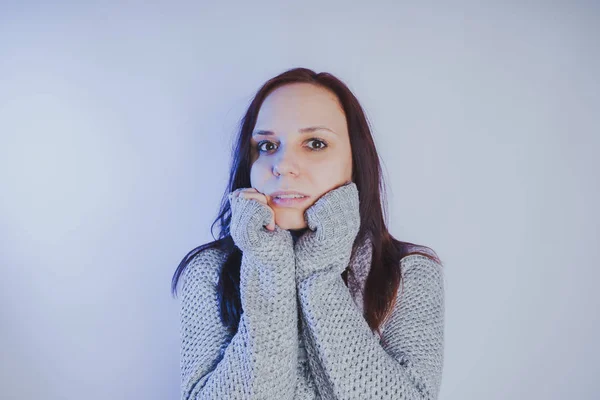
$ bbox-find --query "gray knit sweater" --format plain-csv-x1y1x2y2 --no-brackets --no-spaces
179,182,445,399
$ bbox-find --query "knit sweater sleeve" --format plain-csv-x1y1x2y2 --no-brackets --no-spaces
296,254,445,400
179,244,299,400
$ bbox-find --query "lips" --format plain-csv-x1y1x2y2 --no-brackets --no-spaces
268,190,311,207
269,190,309,199
271,194,311,207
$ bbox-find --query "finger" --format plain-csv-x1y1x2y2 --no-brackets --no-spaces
240,190,271,206
264,195,276,231
239,191,268,205
233,187,257,194
230,188,245,198
238,192,276,230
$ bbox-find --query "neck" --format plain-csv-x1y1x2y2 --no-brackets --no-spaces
289,227,309,242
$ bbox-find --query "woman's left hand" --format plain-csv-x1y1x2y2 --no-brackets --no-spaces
294,181,361,283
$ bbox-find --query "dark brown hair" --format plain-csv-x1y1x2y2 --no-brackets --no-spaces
171,67,442,339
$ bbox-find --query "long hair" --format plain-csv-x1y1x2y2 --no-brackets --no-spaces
171,67,442,339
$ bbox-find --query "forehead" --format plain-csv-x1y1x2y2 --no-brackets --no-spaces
255,83,347,134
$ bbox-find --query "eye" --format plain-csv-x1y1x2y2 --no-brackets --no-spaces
257,140,277,153
256,138,328,154
306,138,328,151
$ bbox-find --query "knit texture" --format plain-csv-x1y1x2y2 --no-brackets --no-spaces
179,182,445,399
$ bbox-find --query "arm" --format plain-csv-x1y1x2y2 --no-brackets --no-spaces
180,195,298,400
295,182,445,399
297,254,445,400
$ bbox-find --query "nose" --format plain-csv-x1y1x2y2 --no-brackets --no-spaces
272,144,299,176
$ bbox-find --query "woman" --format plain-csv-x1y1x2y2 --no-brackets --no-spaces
172,67,445,400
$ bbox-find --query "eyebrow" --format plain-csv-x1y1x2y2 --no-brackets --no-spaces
252,126,337,136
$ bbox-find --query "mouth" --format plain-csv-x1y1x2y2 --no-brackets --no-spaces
270,193,311,207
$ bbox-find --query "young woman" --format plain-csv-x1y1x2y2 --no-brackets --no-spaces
172,67,445,400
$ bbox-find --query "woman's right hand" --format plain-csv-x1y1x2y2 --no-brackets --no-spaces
227,187,292,254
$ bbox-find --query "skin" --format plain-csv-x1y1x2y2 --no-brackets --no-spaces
236,82,353,231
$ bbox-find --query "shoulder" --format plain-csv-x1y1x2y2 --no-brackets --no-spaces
400,253,441,270
181,246,229,294
399,254,445,290
378,253,445,340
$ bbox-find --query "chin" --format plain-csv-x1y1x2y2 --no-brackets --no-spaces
277,222,308,230
275,218,308,231
273,209,307,230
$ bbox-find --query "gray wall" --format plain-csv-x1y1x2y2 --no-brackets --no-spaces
1,1,598,399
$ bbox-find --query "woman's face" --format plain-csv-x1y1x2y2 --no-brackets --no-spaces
250,82,353,230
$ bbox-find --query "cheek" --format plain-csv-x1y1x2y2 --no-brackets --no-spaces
250,158,269,187
308,157,348,181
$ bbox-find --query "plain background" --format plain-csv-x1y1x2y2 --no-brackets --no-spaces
1,1,598,399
